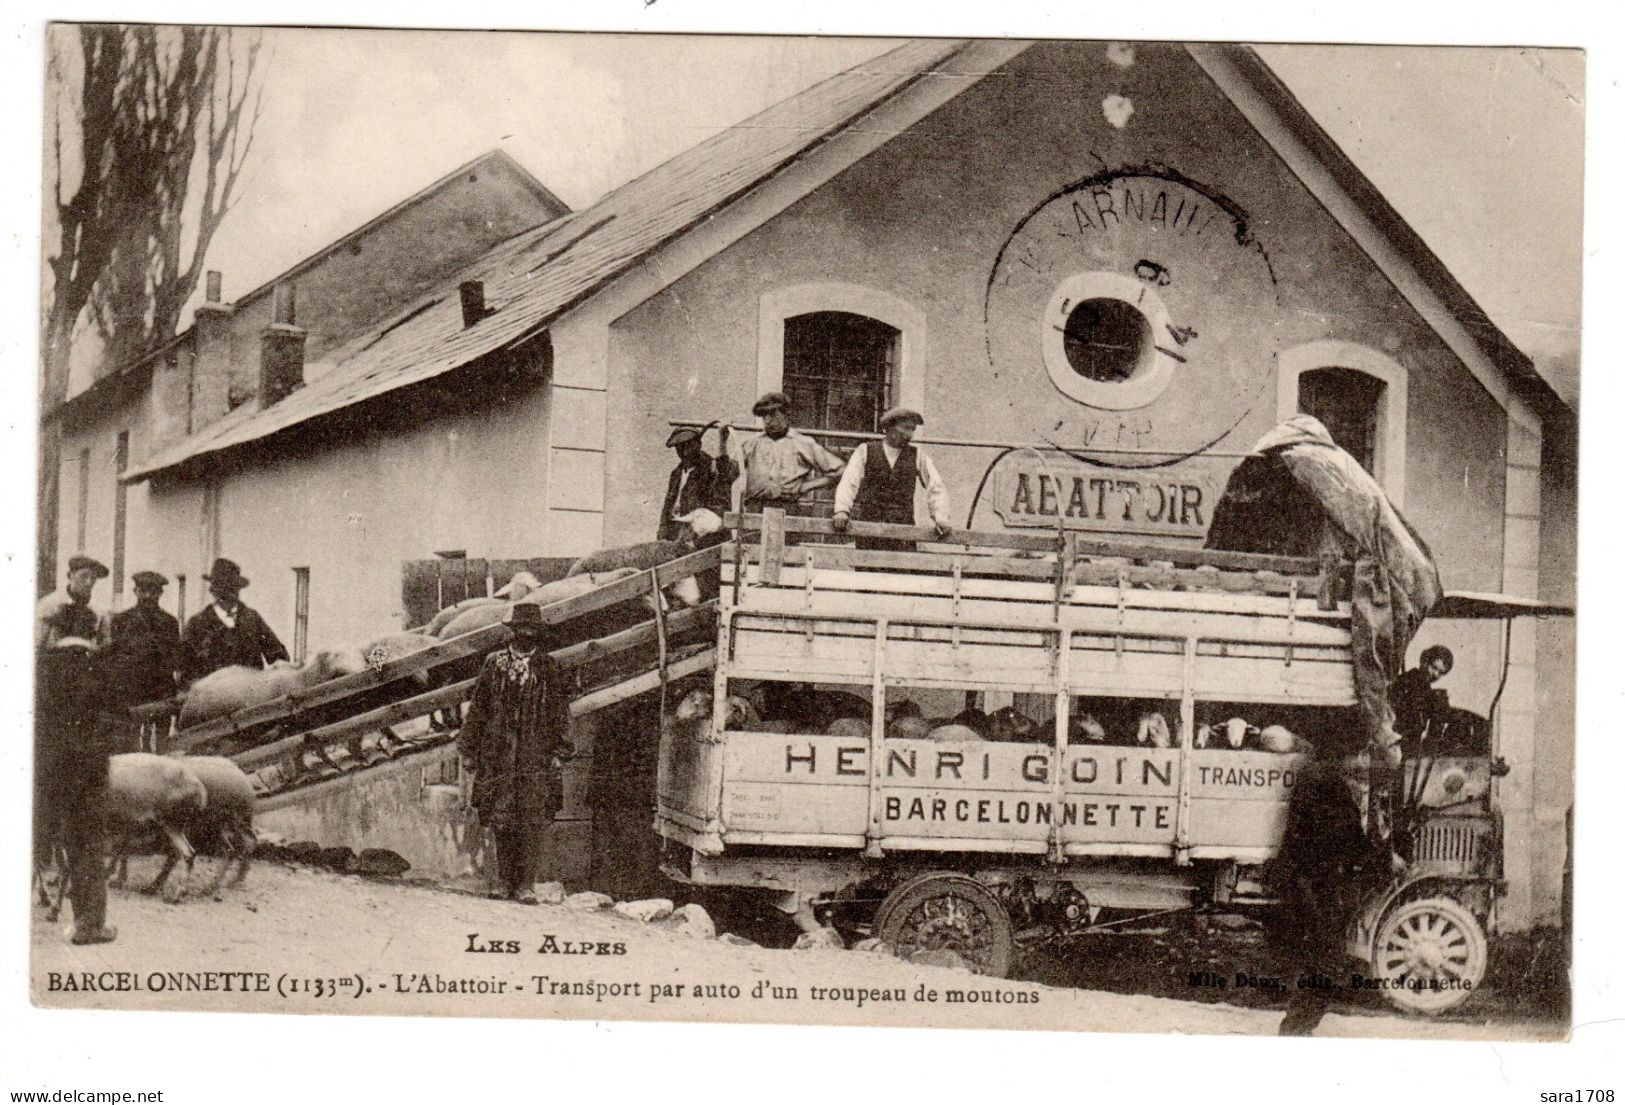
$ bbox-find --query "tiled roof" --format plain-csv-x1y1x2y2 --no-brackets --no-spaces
126,38,970,480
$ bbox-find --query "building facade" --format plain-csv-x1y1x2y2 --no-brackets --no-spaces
55,41,1576,929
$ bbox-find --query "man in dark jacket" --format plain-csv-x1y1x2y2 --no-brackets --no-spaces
110,571,181,708
658,423,734,540
181,558,289,684
458,603,573,904
1389,645,1453,757
35,630,119,944
1272,734,1398,1036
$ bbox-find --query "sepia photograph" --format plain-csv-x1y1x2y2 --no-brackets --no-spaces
7,4,1609,1096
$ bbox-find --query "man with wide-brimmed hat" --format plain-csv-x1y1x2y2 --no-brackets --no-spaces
735,391,846,515
108,570,182,712
658,422,735,541
35,554,111,651
832,407,953,551
457,602,573,904
180,558,289,684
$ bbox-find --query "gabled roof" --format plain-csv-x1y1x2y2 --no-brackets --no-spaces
1196,46,1569,424
125,38,969,481
51,149,568,427
126,38,1567,482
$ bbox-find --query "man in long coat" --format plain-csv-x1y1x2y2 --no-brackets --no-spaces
458,603,573,903
181,558,289,684
109,571,181,708
35,627,119,944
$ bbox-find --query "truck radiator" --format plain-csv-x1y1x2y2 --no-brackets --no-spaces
1413,817,1491,869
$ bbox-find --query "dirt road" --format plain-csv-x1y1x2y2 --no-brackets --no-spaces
30,859,1561,1040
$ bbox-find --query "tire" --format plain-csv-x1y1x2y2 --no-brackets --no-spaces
1369,895,1488,1015
873,872,1014,978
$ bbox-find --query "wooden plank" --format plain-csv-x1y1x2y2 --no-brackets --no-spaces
570,650,716,716
735,588,1353,648
232,678,476,768
173,545,727,744
726,512,1328,575
731,558,1350,621
760,507,785,586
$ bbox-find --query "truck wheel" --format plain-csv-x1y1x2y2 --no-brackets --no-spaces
1370,895,1487,1015
873,873,1014,978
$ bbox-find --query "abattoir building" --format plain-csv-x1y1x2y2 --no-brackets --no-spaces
46,40,1575,930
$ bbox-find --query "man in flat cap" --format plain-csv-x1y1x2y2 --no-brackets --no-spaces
109,571,182,711
35,554,111,651
458,603,573,904
735,391,847,516
832,407,953,551
181,558,289,685
658,422,735,541
34,556,119,944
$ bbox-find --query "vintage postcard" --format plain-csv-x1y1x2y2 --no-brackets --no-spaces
26,24,1582,1052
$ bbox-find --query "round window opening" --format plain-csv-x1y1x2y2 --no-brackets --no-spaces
1062,297,1152,383
1039,272,1174,410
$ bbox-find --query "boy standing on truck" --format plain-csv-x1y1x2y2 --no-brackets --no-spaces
458,604,573,904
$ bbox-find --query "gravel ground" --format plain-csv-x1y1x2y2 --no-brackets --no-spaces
30,858,1563,1040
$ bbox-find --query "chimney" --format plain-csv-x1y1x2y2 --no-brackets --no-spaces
188,270,236,432
260,283,307,408
459,280,490,328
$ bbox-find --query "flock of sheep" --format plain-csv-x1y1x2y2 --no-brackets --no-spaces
673,683,1309,753
38,752,257,918
40,510,729,916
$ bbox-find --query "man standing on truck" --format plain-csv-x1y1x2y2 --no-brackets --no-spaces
658,423,735,540
458,603,573,904
735,391,847,515
831,407,952,550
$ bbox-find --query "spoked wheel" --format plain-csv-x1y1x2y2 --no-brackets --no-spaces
873,873,1014,978
1370,896,1487,1014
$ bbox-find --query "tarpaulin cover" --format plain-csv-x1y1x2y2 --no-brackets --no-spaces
1207,415,1443,756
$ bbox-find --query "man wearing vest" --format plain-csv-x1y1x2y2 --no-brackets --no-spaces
831,407,952,551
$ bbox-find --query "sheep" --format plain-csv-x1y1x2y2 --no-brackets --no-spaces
105,753,209,903
759,685,872,732
671,687,763,732
925,724,985,742
173,756,258,898
177,649,369,728
422,572,543,636
358,631,440,669
1223,717,1257,750
1136,712,1174,749
565,509,723,608
434,569,643,640
1258,724,1308,754
824,717,871,736
987,707,1037,743
1072,714,1107,743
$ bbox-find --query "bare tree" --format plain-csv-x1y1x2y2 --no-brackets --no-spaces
39,24,264,592
86,28,264,370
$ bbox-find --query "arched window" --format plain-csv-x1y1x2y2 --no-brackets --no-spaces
757,282,926,428
782,311,899,432
1278,340,1408,507
1297,367,1384,474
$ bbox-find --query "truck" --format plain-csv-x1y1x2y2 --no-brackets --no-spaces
657,510,1552,1015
